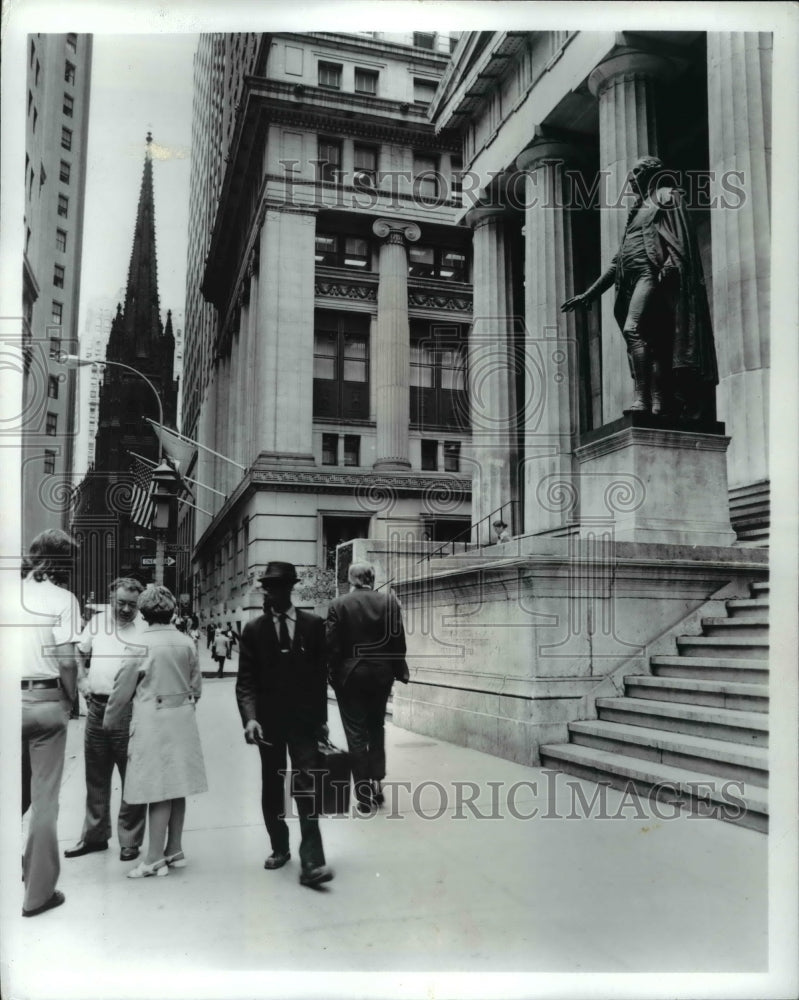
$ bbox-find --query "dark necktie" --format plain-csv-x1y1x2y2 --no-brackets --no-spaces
277,613,291,653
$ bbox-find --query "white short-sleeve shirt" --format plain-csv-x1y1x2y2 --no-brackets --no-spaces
77,611,148,695
20,575,82,679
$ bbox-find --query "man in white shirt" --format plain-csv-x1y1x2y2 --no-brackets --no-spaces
64,577,147,862
21,529,81,917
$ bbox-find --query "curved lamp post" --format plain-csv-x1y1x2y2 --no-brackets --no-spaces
59,354,164,458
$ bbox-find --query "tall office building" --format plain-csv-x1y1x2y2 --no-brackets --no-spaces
73,295,117,478
182,32,469,627
21,32,92,542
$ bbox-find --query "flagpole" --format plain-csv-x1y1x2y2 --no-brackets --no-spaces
129,450,226,498
146,419,246,471
178,496,214,518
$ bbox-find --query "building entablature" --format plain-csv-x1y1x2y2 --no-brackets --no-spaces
276,31,455,70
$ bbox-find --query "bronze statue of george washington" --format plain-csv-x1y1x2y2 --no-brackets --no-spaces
562,155,718,421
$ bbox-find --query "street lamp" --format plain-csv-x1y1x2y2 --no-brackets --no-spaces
150,460,181,585
59,354,164,458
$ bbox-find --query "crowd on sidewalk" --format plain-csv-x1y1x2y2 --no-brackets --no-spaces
20,527,408,916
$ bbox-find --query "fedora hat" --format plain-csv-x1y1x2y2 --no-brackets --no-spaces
258,561,299,586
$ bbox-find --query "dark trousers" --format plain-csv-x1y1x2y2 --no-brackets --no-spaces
336,665,393,802
80,699,146,849
258,737,325,871
22,689,69,911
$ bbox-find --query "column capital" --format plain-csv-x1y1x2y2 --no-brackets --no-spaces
464,204,513,231
588,50,675,98
516,138,581,174
372,218,421,245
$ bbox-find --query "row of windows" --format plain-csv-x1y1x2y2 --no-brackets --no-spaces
316,60,437,105
320,432,460,471
314,233,468,281
316,139,462,200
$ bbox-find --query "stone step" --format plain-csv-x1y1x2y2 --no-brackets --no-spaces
750,580,770,596
699,616,769,638
538,742,767,832
624,674,768,713
595,696,768,747
568,719,769,787
650,655,768,684
676,635,769,659
726,597,769,618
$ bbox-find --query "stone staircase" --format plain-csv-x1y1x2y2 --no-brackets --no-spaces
540,580,769,832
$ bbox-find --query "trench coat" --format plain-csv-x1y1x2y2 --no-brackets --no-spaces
104,623,207,804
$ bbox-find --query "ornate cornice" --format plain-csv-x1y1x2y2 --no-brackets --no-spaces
315,278,377,302
408,289,472,312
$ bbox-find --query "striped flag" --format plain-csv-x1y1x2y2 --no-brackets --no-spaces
129,458,155,528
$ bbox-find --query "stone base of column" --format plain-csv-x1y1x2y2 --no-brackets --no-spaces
574,415,736,547
373,457,412,471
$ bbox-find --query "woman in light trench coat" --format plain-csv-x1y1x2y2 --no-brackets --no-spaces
104,584,207,878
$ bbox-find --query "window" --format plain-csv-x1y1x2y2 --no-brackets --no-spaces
318,61,342,89
421,439,438,471
63,93,74,116
443,440,461,472
343,435,360,467
317,138,341,184
353,143,378,186
66,33,77,53
25,227,32,253
49,336,61,358
315,233,370,269
44,450,56,474
59,160,71,183
451,158,463,203
313,311,370,420
408,245,468,281
449,33,460,54
53,264,65,288
58,194,69,217
61,126,72,151
46,412,58,436
322,433,338,465
30,39,35,67
28,90,33,115
56,228,67,251
64,60,76,84
39,164,46,188
413,32,436,49
48,375,60,399
35,60,40,85
51,302,63,325
413,78,438,105
410,322,468,429
32,108,38,133
354,68,378,95
413,154,439,199
28,167,35,199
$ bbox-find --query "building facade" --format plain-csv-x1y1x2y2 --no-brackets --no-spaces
21,31,92,542
184,32,473,626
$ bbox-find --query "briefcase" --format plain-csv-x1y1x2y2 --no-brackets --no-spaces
313,737,352,815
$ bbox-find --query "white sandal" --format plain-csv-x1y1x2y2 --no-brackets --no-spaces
127,858,168,879
165,851,186,868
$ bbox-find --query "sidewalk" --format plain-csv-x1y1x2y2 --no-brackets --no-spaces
7,667,767,996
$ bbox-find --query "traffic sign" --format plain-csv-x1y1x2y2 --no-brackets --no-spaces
140,556,176,567
166,544,190,553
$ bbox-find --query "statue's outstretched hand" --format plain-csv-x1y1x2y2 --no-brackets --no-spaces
561,293,589,313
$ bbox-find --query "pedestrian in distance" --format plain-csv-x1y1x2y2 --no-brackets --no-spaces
235,561,333,888
103,585,207,879
206,622,215,649
326,562,409,814
224,621,238,659
20,529,81,917
212,627,231,677
65,577,148,863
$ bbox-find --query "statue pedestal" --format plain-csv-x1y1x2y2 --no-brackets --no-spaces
574,414,736,547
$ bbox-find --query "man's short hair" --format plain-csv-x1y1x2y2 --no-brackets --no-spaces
348,562,375,588
108,577,144,596
22,528,78,584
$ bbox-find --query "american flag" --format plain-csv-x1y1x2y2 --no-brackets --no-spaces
129,458,155,528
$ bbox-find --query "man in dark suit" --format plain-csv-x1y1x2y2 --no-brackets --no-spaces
235,561,333,888
326,562,409,813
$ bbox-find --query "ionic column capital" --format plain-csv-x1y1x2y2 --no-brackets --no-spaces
588,51,675,98
372,218,421,246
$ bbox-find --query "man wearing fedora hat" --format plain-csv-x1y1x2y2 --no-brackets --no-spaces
235,561,333,888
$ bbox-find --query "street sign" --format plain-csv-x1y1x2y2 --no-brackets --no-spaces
166,544,190,553
141,556,176,567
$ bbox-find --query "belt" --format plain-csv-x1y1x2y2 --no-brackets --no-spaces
21,677,61,690
89,693,110,703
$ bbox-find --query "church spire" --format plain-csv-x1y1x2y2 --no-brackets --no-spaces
123,132,162,358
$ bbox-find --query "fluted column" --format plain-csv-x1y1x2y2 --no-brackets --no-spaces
707,32,771,489
465,205,519,537
516,139,580,534
588,51,674,422
244,252,259,466
371,218,420,470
